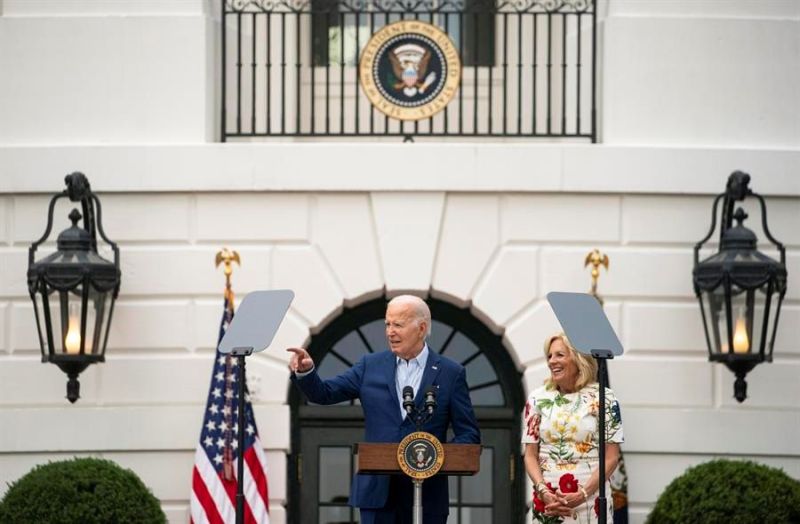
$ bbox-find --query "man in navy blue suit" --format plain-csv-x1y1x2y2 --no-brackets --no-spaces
287,295,480,524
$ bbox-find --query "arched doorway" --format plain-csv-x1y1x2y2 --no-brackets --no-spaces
288,296,526,523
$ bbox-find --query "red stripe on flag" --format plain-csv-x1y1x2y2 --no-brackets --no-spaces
242,474,259,524
220,474,238,509
220,471,259,524
245,447,269,510
192,466,225,524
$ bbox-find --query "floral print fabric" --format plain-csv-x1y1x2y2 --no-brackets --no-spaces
523,383,624,523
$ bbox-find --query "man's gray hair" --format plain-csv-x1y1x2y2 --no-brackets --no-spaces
388,295,432,338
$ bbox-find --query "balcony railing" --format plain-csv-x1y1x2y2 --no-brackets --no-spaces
221,0,596,140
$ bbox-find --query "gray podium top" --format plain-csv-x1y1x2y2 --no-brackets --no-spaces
219,290,295,356
546,292,623,358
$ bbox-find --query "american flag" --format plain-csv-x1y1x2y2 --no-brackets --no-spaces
190,296,270,524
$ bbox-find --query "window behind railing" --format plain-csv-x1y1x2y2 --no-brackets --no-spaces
221,0,596,140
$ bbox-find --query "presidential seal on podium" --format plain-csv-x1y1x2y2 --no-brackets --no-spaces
359,20,461,121
397,431,445,480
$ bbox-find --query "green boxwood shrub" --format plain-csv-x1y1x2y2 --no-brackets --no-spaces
0,457,166,524
646,459,800,524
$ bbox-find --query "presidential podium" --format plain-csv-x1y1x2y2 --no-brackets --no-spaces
353,399,481,523
354,442,482,476
355,441,481,522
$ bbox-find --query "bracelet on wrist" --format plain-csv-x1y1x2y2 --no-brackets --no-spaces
534,482,548,495
579,487,589,501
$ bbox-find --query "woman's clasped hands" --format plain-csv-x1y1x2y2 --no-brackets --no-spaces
543,487,584,518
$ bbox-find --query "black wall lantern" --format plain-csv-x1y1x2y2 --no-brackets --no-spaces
27,173,121,403
693,171,787,402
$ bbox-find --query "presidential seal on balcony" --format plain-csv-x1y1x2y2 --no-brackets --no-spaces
360,20,461,121
397,431,445,480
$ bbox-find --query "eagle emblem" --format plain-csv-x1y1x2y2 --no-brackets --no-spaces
388,43,437,97
359,20,461,121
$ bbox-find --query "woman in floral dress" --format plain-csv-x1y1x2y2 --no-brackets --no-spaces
523,333,624,523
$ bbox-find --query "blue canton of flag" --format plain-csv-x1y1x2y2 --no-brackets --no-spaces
190,297,270,524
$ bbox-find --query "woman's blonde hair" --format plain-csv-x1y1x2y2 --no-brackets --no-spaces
543,332,598,391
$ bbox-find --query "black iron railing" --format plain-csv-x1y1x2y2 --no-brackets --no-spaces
222,0,596,140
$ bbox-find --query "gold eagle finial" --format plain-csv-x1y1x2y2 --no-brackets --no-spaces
215,248,240,304
584,249,609,304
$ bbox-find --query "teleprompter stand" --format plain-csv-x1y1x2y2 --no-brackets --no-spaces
218,290,294,524
547,292,624,524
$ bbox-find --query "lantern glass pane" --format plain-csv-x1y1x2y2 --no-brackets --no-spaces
728,289,754,354
757,285,781,357
32,290,50,353
81,288,97,355
46,287,97,355
74,285,105,356
44,289,69,354
701,288,726,354
88,287,112,356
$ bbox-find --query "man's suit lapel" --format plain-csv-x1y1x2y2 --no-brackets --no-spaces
382,351,402,423
416,350,443,405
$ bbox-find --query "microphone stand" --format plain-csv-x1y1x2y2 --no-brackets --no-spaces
403,386,437,430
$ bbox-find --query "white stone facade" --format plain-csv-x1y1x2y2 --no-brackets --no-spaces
1,1,799,523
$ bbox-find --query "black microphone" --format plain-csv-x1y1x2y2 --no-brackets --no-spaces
402,386,415,415
424,386,436,415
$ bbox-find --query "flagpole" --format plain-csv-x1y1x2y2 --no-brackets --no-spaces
215,248,247,524
585,249,608,523
585,249,628,524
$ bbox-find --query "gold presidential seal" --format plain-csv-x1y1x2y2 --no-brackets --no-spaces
359,20,461,121
397,431,445,480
